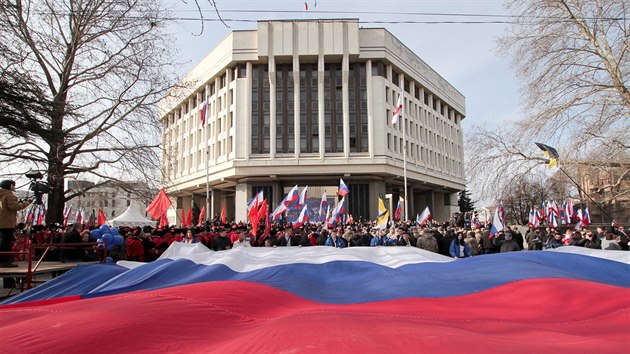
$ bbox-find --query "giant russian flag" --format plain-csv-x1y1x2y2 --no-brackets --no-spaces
1,246,629,353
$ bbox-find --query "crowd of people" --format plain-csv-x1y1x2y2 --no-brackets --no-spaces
1,179,629,267
3,216,626,266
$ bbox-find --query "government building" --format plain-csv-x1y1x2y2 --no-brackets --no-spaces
159,19,466,224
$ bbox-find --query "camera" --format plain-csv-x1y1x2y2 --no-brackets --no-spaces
25,170,51,205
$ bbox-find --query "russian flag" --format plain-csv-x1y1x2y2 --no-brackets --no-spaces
583,207,591,226
75,208,83,225
394,198,402,221
284,185,299,207
332,197,345,223
294,205,308,228
338,178,349,197
1,246,628,353
527,209,535,227
489,204,504,237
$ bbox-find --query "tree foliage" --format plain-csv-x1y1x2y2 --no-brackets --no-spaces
0,0,179,223
467,0,629,203
457,189,475,213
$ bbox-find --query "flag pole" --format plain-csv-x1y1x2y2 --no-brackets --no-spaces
401,90,408,222
204,86,211,225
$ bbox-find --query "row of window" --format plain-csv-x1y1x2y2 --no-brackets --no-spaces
386,133,463,176
251,63,368,154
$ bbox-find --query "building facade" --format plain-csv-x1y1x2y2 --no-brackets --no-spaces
66,180,154,221
159,19,466,223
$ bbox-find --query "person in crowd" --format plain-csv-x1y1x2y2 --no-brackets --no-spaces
276,225,297,247
370,228,387,247
232,229,251,248
601,231,621,250
60,222,83,262
611,222,629,250
325,229,346,248
316,229,328,245
342,227,355,247
509,226,525,250
212,228,232,251
181,228,199,244
0,180,31,267
396,231,415,247
416,229,439,253
568,230,584,246
437,227,454,257
474,230,485,254
546,232,565,249
578,231,601,249
464,231,479,256
126,229,146,261
525,228,544,251
493,231,521,253
449,232,472,258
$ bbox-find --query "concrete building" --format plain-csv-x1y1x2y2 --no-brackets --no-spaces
66,180,154,221
159,19,466,223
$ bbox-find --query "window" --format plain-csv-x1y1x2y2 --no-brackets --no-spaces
251,64,270,154
349,63,368,152
299,63,319,153
276,64,294,154
324,63,343,153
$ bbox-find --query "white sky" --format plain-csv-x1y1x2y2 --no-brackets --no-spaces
164,0,523,133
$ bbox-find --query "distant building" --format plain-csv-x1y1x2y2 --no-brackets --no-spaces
66,180,155,221
579,166,630,225
159,19,466,223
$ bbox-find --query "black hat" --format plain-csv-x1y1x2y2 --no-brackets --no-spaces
0,180,15,190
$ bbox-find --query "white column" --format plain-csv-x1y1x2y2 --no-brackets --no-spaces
293,53,301,158
342,22,350,158
269,56,276,159
366,60,374,158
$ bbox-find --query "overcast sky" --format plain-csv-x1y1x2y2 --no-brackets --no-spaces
165,0,522,134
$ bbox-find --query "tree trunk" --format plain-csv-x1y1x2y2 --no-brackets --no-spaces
45,97,66,225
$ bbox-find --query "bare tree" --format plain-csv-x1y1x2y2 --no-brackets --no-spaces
467,0,629,206
0,0,180,223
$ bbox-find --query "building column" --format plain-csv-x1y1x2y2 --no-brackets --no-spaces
235,182,249,223
368,180,386,221
366,60,374,158
342,22,350,158
269,55,277,159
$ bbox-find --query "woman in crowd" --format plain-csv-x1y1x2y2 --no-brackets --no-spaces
449,231,472,258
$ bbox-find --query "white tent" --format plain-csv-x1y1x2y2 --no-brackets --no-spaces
108,202,155,228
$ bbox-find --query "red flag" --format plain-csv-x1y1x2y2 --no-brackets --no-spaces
186,209,193,227
257,199,268,221
181,208,187,227
221,208,227,224
159,213,168,228
258,207,271,246
146,189,172,220
198,206,206,226
97,208,107,226
249,207,259,236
